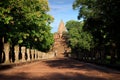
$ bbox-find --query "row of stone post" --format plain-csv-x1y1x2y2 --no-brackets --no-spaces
2,43,53,64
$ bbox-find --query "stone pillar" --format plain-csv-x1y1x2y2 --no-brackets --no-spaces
27,49,30,61
31,49,34,60
37,51,40,60
38,51,40,59
42,52,46,59
40,52,43,59
39,51,42,59
4,43,10,63
35,50,38,60
14,45,19,63
21,46,26,62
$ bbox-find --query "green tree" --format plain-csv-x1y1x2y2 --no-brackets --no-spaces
73,0,120,63
0,0,54,63
0,0,14,63
65,20,93,59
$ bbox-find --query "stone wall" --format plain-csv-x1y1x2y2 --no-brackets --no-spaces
0,43,55,64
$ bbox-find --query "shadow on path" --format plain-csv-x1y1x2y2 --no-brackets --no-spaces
0,58,120,80
0,72,107,80
0,64,13,71
43,58,120,74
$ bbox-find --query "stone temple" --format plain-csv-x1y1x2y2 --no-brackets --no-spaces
58,20,66,38
54,20,66,39
53,20,70,57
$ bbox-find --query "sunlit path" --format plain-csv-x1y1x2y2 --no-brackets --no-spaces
0,58,120,80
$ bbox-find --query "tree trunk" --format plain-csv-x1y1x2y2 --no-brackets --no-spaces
117,49,120,60
19,45,22,60
10,44,15,63
0,37,3,63
25,48,28,60
110,43,116,64
110,49,116,64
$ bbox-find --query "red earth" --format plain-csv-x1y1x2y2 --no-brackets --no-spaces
0,57,120,80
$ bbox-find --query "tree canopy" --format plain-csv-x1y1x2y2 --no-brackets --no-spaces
65,20,93,52
72,0,120,63
73,0,120,47
0,0,54,51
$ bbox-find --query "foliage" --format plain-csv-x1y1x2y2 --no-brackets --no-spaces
73,0,120,47
65,20,93,52
0,0,54,51
73,0,120,63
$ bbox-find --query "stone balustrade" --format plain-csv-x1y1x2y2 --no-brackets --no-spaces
14,45,19,62
4,43,10,63
0,43,55,64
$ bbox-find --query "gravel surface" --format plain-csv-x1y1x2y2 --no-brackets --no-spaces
0,57,120,80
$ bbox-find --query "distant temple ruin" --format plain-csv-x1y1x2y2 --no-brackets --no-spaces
54,20,66,39
58,20,66,38
53,20,70,57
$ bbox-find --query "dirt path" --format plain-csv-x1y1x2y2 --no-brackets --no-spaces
0,57,120,80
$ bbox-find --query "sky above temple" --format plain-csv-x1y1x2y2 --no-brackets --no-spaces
48,0,79,33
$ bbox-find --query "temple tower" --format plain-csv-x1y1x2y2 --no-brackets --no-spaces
53,20,70,57
57,20,66,38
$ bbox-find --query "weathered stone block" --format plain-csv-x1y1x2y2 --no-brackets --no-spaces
21,46,26,62
4,43,10,63
14,45,19,62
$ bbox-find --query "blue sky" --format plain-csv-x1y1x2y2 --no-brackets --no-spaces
48,0,79,33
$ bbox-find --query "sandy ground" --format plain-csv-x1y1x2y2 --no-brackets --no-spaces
0,57,120,80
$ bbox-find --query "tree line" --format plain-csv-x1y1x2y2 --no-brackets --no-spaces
64,0,120,64
0,0,54,63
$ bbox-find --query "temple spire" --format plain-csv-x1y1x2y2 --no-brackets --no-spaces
58,20,66,34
